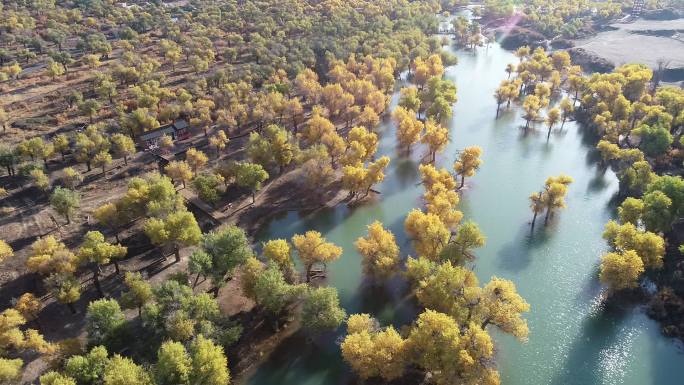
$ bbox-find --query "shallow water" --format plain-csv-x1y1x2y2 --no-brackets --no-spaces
247,40,684,385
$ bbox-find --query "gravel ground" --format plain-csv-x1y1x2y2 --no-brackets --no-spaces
574,18,684,69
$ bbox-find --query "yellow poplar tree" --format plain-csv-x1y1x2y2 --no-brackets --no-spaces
185,148,208,173
0,240,13,263
341,314,406,381
25,236,77,276
404,209,450,260
421,120,449,162
454,146,483,189
354,221,400,279
165,160,194,188
419,164,457,191
396,115,423,153
600,250,644,292
291,231,342,282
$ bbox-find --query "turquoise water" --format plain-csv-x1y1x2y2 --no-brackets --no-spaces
247,41,684,385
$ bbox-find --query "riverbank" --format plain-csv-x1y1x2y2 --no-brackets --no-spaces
571,18,684,81
479,8,684,83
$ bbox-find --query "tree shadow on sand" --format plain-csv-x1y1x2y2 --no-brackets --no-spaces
244,328,352,385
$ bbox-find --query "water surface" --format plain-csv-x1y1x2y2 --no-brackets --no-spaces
248,40,684,385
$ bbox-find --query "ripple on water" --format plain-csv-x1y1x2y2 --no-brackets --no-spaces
599,323,639,385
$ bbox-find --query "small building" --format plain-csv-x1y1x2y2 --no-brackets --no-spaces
138,119,191,149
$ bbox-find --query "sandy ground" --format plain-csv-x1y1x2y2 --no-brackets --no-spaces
574,18,684,69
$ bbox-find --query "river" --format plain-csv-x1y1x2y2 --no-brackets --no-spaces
247,36,684,385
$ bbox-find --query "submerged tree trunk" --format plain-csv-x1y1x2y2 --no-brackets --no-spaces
544,208,552,225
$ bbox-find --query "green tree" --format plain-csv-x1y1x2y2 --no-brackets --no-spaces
103,355,151,385
234,162,269,203
111,134,135,165
189,335,230,385
155,341,191,385
120,272,153,316
74,125,110,172
50,187,80,224
39,371,76,385
633,123,672,157
192,173,224,206
64,345,109,385
144,211,202,262
93,151,113,175
45,273,81,314
0,358,23,384
186,249,211,288
441,221,486,264
85,299,126,347
251,264,305,329
301,287,346,334
79,100,101,124
122,108,160,139
201,226,253,295
77,231,127,296
646,176,684,225
95,76,118,103
642,191,672,233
